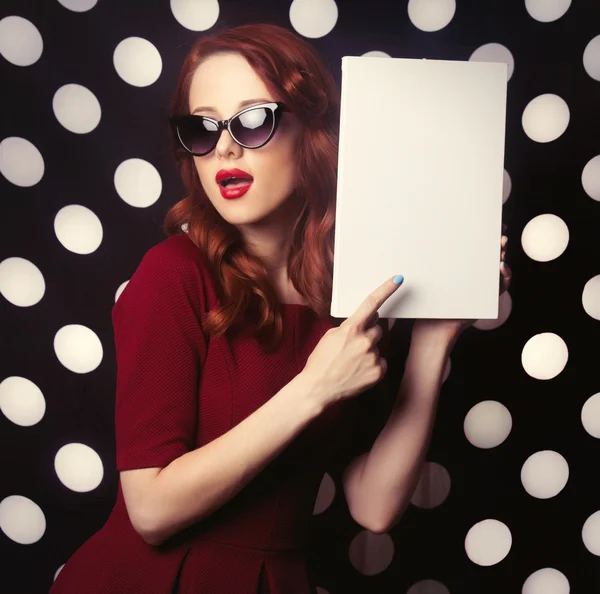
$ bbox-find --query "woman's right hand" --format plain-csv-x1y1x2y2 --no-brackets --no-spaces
302,274,404,409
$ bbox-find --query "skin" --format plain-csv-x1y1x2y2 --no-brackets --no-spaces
338,233,511,533
119,54,513,545
187,50,513,323
180,50,514,535
188,51,305,301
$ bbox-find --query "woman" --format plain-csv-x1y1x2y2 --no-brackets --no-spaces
50,23,511,594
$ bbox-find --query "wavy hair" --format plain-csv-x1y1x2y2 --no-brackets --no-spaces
163,23,340,352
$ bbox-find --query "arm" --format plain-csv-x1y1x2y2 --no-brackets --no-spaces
343,229,513,532
123,371,323,546
113,245,324,546
341,329,454,534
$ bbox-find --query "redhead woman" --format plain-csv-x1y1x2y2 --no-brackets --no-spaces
50,23,511,594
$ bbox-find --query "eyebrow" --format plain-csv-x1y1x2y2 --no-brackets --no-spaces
192,98,272,115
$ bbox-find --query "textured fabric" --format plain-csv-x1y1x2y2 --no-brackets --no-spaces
50,233,393,594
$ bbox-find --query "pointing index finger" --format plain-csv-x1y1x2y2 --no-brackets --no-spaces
346,275,404,329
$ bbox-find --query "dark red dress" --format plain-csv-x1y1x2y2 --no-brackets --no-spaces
50,233,393,593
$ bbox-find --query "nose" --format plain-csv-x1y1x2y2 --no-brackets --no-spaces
215,126,241,158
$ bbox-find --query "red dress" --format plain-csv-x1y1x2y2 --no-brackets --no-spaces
50,233,393,594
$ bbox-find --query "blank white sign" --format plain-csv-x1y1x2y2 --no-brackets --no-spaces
331,56,508,320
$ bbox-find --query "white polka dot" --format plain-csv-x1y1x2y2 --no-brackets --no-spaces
582,154,600,201
464,401,512,449
583,510,600,555
54,324,103,374
411,462,451,509
54,564,65,581
114,158,162,207
469,43,514,82
465,519,511,566
289,0,338,39
57,0,98,11
521,332,568,380
582,275,600,321
408,0,456,32
362,50,391,58
521,450,569,499
0,495,46,544
583,35,600,82
0,16,43,66
0,377,45,427
474,291,512,331
113,37,162,87
525,0,571,22
0,257,45,307
115,280,129,303
521,214,569,262
522,94,569,143
502,169,512,204
52,84,101,134
407,580,450,594
171,0,219,31
313,473,336,515
349,531,394,575
522,567,570,594
54,205,103,254
55,443,104,492
582,392,600,439
0,137,45,187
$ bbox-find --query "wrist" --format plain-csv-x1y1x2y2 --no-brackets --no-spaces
294,371,329,418
402,330,453,398
408,327,455,361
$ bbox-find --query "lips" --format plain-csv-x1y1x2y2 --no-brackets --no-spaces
216,168,253,200
216,168,254,187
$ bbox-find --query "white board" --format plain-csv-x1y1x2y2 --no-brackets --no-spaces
331,56,508,320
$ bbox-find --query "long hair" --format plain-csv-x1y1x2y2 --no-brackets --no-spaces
163,23,340,352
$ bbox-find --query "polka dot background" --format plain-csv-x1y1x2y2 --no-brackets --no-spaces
1,1,600,592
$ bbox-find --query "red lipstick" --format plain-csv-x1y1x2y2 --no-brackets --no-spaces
216,168,254,200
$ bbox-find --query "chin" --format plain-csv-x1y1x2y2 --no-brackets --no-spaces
223,213,267,226
211,202,270,226
214,196,294,227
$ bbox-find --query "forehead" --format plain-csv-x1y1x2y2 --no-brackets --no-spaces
188,52,273,117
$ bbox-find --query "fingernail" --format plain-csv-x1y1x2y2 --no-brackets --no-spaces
393,275,404,285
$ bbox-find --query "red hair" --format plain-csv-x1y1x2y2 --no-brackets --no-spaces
163,23,340,352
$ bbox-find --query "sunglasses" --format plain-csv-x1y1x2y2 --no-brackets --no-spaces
170,101,286,157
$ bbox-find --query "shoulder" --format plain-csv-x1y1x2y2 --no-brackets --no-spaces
114,233,218,316
142,233,209,276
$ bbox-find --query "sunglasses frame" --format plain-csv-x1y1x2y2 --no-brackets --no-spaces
170,101,286,157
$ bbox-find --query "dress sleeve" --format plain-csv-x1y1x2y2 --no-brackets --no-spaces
112,244,208,472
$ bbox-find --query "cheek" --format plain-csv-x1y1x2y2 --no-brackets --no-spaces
192,157,204,177
277,119,302,154
193,159,213,192
268,132,301,185
262,154,297,194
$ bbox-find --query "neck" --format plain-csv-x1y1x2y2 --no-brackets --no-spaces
241,227,291,273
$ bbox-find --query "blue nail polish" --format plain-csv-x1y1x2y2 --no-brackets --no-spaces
393,275,404,285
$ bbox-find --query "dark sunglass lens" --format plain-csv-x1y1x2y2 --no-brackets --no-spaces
178,117,219,155
231,107,275,147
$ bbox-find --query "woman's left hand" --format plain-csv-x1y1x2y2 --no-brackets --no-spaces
412,224,513,344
